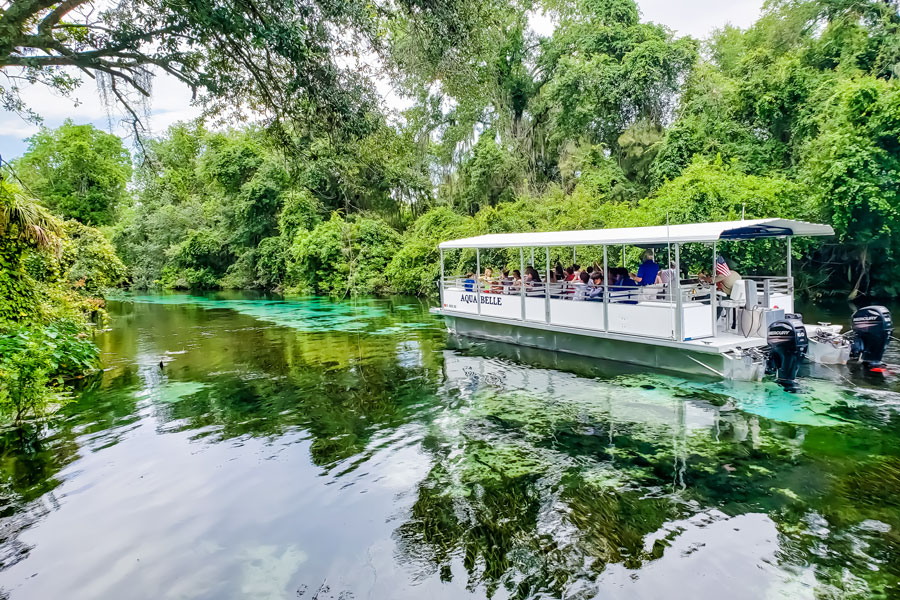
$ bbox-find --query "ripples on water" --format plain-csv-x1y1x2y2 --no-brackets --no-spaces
0,293,899,600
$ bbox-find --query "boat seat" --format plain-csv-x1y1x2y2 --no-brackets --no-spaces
718,278,746,308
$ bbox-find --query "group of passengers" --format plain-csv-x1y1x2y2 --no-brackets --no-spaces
462,250,679,302
461,250,741,304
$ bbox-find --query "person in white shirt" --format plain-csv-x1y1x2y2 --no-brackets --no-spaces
573,271,590,300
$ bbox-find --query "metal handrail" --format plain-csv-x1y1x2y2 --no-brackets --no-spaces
441,277,684,303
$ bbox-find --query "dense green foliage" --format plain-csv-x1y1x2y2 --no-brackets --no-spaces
3,0,900,325
0,178,122,424
15,120,132,226
0,319,99,423
109,121,426,291
91,0,898,299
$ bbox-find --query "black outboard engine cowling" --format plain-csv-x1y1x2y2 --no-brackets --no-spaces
767,314,808,391
850,305,893,369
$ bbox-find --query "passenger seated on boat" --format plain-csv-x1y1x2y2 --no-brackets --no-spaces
634,250,660,285
658,263,677,285
610,268,638,304
482,268,495,293
700,255,742,296
586,272,604,301
554,263,565,282
564,266,575,282
500,269,514,293
525,266,542,293
572,271,590,300
566,264,583,295
463,273,476,292
506,269,522,293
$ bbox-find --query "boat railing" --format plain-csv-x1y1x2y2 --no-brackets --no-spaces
439,275,697,340
441,277,683,302
754,276,792,294
749,276,793,312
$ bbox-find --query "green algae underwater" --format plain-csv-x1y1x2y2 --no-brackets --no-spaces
0,292,899,600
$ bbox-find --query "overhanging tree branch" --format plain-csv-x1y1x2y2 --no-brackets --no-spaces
37,0,90,35
0,0,436,137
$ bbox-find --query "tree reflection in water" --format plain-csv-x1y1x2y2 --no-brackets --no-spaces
0,296,898,599
394,340,900,598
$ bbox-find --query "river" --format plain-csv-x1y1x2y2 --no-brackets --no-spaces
0,293,899,599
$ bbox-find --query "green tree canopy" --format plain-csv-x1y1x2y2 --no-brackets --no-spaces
538,0,697,152
0,0,379,131
15,120,131,226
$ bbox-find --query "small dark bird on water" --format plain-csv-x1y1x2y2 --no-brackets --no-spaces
159,360,164,370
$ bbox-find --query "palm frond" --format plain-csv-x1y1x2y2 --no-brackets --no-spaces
0,182,63,252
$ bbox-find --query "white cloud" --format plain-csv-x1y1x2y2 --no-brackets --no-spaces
638,0,763,38
1,68,202,157
528,9,556,37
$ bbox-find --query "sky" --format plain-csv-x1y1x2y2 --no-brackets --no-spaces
0,0,764,160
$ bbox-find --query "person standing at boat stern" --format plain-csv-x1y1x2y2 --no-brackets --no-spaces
634,250,660,285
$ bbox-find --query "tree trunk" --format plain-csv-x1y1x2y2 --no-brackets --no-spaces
848,244,869,300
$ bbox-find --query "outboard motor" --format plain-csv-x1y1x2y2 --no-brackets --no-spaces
850,306,893,369
766,314,808,391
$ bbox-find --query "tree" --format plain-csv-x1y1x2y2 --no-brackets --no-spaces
0,0,382,131
287,213,401,296
537,0,697,152
0,0,510,137
397,0,699,206
803,77,900,297
443,133,524,215
15,120,131,225
60,219,127,293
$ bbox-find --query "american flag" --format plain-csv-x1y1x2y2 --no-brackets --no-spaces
716,255,730,277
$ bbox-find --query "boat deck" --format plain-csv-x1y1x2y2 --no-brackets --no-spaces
682,332,767,352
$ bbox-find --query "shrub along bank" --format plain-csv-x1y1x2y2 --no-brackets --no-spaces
0,180,125,425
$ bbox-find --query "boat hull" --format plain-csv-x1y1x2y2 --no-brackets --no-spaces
440,312,764,381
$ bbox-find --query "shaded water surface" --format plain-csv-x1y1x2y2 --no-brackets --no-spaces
1,293,900,599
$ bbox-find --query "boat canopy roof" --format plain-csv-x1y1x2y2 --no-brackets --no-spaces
438,218,834,249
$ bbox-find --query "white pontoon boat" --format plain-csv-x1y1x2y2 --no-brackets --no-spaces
431,219,835,381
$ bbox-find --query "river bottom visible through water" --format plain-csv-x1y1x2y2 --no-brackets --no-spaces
1,293,900,600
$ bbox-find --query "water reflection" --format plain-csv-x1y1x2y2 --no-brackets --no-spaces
394,338,900,598
0,295,897,599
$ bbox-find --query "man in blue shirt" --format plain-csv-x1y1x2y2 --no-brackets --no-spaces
635,250,660,286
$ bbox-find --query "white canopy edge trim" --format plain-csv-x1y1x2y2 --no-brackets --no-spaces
438,218,834,249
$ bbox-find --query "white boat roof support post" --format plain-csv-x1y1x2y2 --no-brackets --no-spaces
438,218,834,249
711,242,718,338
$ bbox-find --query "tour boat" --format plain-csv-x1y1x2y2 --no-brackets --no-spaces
431,219,893,386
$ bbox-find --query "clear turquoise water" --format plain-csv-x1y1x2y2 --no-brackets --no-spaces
1,292,899,599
